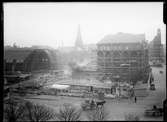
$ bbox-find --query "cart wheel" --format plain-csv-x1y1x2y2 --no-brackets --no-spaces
82,107,85,110
153,112,155,116
158,112,160,116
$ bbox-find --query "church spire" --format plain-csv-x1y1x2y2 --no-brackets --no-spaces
75,24,83,49
157,28,161,42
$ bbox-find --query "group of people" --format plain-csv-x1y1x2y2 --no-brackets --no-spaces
129,94,137,103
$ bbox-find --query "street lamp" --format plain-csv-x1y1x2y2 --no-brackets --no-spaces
119,63,132,99
120,63,131,85
113,75,120,97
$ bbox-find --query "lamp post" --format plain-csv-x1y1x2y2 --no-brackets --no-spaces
120,63,131,84
120,63,131,99
113,75,120,97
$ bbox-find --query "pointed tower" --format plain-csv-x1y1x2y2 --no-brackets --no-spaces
149,28,163,62
157,28,161,44
75,25,83,49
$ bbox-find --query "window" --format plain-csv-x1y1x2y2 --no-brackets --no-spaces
8,60,13,63
126,46,129,50
103,46,106,51
118,46,121,50
106,52,110,57
41,58,48,62
100,46,102,51
98,51,103,57
107,46,110,51
101,46,103,51
16,60,20,63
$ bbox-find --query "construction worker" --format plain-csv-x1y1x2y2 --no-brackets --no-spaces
135,96,137,103
90,99,95,109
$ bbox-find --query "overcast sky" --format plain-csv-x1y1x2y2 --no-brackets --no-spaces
4,2,165,48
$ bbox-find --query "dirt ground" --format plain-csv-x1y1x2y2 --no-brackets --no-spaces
24,65,166,121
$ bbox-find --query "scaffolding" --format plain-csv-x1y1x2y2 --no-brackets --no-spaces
96,42,150,83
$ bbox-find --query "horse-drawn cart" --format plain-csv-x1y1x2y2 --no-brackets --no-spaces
159,71,163,74
145,106,163,117
81,99,96,111
81,99,106,111
150,84,156,90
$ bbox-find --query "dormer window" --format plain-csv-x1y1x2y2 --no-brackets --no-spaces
42,58,48,62
7,59,12,63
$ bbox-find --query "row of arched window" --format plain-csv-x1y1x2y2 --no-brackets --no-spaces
5,59,24,63
97,51,143,57
41,58,48,62
98,45,142,51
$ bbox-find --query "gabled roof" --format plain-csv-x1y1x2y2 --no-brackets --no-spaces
98,32,145,44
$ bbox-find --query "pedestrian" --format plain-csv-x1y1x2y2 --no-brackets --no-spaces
134,96,137,103
90,99,95,109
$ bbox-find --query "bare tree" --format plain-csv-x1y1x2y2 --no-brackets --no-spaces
23,101,55,122
55,103,82,121
4,99,25,122
86,106,109,121
4,98,55,122
124,113,140,121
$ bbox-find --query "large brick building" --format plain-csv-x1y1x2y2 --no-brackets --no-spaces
97,32,150,84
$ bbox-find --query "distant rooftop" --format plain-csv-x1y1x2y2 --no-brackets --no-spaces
4,49,33,61
4,48,57,64
98,32,145,44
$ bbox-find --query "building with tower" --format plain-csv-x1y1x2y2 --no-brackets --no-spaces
149,29,164,63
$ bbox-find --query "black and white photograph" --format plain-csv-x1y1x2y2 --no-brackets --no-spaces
3,2,166,121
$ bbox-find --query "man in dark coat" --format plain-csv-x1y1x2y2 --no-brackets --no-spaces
135,96,137,103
